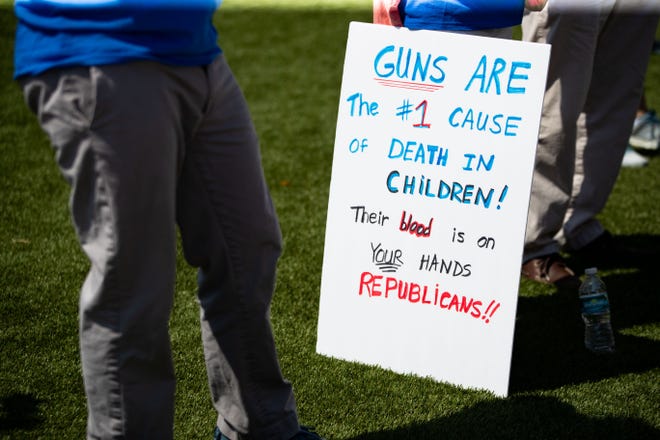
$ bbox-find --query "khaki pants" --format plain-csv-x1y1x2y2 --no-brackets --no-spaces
522,1,659,260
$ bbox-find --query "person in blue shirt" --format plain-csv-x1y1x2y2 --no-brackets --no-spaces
14,1,324,439
374,0,547,37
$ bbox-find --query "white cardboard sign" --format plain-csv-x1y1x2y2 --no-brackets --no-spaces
316,22,550,397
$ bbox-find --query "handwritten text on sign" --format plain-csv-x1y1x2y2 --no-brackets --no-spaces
317,22,550,397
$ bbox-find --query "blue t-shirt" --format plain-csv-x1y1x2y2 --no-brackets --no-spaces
14,0,223,78
400,0,524,31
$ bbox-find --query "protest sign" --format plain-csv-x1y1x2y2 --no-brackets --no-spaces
316,22,550,397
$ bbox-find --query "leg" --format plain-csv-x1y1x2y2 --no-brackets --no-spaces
562,8,659,250
176,55,299,440
521,7,601,261
22,62,196,439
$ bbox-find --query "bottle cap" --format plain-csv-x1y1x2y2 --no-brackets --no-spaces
585,267,598,275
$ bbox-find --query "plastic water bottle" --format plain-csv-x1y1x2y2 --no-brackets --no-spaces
579,267,615,354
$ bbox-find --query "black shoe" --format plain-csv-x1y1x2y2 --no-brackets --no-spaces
292,426,325,440
568,230,657,269
213,425,325,440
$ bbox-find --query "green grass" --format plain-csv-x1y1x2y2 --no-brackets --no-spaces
1,3,660,439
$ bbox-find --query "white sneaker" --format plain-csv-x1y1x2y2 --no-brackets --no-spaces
629,111,660,151
622,145,649,168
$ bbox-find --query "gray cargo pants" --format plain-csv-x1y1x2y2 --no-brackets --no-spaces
21,55,299,440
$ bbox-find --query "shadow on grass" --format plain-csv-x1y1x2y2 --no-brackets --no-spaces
510,233,660,393
346,395,660,440
0,392,44,433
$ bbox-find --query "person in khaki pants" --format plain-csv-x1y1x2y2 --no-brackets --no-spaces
521,0,660,289
13,1,325,439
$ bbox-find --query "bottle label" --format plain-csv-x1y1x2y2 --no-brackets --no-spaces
580,292,610,315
